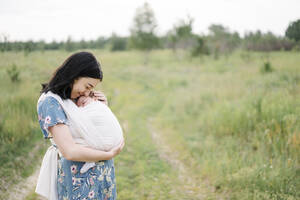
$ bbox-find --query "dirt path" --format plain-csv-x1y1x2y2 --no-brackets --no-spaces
9,118,224,200
7,166,46,200
147,117,226,200
7,143,47,200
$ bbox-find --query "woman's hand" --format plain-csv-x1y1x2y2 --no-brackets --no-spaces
108,138,125,158
91,90,108,106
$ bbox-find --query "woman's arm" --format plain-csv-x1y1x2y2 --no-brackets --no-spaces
49,123,124,162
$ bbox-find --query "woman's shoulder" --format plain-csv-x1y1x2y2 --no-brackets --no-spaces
37,95,67,118
38,95,62,110
37,95,70,139
38,95,58,105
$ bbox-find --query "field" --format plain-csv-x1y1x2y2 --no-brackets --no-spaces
0,49,299,200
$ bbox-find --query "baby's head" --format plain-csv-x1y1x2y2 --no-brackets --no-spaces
76,96,95,107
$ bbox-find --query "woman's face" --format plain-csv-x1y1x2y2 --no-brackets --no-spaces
70,77,100,100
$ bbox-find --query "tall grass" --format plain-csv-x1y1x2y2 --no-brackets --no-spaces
0,49,299,199
150,50,300,199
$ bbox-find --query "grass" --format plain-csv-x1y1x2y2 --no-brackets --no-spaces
0,49,299,199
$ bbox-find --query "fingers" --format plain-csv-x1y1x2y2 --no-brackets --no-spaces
116,139,125,154
93,91,104,97
81,98,94,106
93,91,106,98
82,98,89,106
93,91,107,101
89,91,94,97
108,132,125,158
119,139,125,150
96,95,106,100
120,141,125,151
92,96,98,101
117,139,124,148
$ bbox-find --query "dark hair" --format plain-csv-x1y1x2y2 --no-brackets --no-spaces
40,51,103,99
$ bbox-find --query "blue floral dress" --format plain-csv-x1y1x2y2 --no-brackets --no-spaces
37,96,117,200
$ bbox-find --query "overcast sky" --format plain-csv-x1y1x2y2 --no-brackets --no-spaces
0,0,299,42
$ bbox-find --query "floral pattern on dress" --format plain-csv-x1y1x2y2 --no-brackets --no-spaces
57,158,116,200
37,95,117,200
37,96,70,139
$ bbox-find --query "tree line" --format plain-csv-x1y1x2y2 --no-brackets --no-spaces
1,2,300,57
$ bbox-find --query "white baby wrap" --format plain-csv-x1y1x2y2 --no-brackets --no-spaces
35,91,124,200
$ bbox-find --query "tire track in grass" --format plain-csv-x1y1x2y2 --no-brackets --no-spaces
7,143,47,200
147,117,227,200
8,166,46,200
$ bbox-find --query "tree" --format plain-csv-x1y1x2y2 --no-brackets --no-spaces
36,40,46,52
244,30,294,51
23,40,35,56
64,36,75,52
129,2,159,64
285,19,300,42
78,38,88,49
191,36,210,57
94,36,108,49
110,33,127,51
168,16,194,52
207,24,241,59
0,34,9,52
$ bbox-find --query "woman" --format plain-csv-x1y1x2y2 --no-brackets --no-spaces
36,51,125,200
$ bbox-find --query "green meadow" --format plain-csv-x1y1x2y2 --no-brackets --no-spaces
0,50,299,200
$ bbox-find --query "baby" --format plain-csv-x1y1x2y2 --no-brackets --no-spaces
75,95,124,173
76,93,99,107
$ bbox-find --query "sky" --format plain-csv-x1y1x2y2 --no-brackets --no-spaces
0,0,299,42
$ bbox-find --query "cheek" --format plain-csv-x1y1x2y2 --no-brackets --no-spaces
74,85,83,92
72,87,78,94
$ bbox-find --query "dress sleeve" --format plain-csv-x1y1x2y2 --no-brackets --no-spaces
37,96,70,139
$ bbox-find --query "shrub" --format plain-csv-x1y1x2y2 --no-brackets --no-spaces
260,61,273,74
6,64,20,82
111,36,127,51
191,36,210,57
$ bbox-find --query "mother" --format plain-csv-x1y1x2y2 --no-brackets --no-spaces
36,51,125,200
